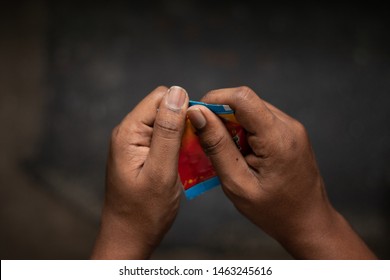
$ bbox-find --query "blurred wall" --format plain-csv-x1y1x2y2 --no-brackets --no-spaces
1,0,389,259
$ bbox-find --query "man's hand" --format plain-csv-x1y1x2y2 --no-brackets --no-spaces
91,86,188,259
187,86,376,259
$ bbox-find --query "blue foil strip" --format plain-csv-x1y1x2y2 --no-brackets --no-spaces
184,176,221,200
189,100,234,114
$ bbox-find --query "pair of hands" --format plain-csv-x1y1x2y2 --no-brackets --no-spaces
91,86,376,259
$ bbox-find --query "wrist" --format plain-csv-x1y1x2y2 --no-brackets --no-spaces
279,204,376,259
91,207,153,260
279,204,339,259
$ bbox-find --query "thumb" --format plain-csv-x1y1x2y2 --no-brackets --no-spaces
187,105,255,196
144,86,189,181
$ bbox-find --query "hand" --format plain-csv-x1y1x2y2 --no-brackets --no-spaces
91,86,189,259
187,86,376,259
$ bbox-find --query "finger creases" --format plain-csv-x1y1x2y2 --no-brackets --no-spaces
144,86,189,174
153,107,186,140
201,86,277,135
190,105,251,191
121,86,168,129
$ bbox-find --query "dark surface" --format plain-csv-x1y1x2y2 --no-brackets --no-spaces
1,1,389,259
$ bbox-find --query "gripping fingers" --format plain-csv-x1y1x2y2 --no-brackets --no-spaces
143,86,189,185
187,105,256,197
201,86,277,135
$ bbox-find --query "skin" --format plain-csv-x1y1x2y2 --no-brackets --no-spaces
91,86,189,259
187,86,376,259
91,85,376,260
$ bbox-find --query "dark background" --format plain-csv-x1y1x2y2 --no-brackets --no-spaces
1,0,389,259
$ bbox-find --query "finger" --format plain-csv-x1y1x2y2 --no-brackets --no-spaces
111,86,167,158
143,86,189,182
187,105,258,197
263,100,295,123
120,86,168,129
200,86,277,135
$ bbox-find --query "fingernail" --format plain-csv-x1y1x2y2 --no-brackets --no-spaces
188,108,206,129
167,86,187,111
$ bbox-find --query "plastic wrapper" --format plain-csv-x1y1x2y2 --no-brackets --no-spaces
179,101,250,199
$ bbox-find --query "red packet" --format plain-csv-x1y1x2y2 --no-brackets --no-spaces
179,101,250,199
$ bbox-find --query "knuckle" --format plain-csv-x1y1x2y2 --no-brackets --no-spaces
109,124,126,156
154,106,185,139
294,120,308,139
155,118,181,135
111,125,120,137
111,122,134,143
290,120,310,149
201,89,218,102
111,124,122,142
200,133,228,156
154,85,168,93
235,86,256,102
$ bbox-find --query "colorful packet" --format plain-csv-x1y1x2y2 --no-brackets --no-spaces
179,100,250,199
